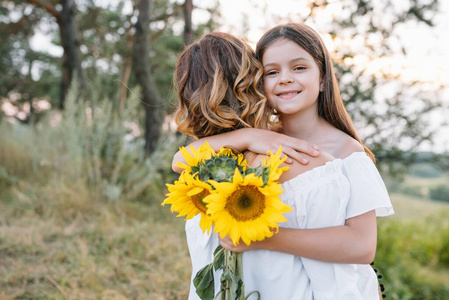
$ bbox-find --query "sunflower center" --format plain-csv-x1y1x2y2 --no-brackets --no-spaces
192,190,210,214
225,186,265,221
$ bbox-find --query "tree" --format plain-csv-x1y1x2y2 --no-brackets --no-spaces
183,0,193,45
1,0,218,155
133,0,165,156
27,0,84,109
0,1,59,122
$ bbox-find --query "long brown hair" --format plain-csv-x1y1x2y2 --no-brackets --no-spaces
256,23,375,162
174,32,272,139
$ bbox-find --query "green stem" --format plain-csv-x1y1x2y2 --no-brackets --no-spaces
236,252,245,300
244,291,261,300
225,250,230,299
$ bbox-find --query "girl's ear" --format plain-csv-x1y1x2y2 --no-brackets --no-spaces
319,82,324,92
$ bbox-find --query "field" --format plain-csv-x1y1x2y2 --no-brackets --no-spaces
1,176,448,299
1,118,449,299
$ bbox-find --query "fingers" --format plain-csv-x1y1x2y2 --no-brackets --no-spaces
281,148,309,165
289,140,320,157
273,136,320,159
220,236,246,253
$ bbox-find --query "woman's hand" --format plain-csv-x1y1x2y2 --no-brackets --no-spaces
172,128,320,173
219,235,258,253
244,129,319,165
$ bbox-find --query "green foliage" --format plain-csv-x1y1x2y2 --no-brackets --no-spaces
0,1,61,108
398,185,425,198
0,165,18,188
376,214,449,300
430,185,449,203
411,163,443,178
0,83,182,203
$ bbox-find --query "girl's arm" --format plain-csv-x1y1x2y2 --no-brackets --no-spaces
172,128,320,173
220,210,377,264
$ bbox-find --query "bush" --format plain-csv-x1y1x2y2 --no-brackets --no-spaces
399,185,424,198
411,163,442,178
376,219,449,299
0,85,184,204
430,185,449,203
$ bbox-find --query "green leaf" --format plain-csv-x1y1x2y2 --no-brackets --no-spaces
229,270,243,300
193,264,215,300
213,245,225,271
219,267,243,300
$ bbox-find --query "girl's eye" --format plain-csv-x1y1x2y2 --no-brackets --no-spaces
265,70,278,76
294,66,306,71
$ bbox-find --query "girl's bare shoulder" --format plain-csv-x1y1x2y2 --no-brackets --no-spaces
331,130,364,159
245,149,336,183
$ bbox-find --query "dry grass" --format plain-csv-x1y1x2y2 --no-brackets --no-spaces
0,176,191,299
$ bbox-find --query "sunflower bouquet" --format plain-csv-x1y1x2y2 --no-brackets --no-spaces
162,142,291,300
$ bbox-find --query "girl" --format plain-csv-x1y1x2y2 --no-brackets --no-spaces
174,25,394,299
218,23,395,299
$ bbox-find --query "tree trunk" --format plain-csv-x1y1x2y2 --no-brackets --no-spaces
27,0,84,109
119,30,134,103
58,0,84,109
183,0,193,45
132,0,165,156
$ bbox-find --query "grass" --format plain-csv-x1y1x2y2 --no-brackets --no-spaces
376,190,449,299
389,192,449,222
1,116,448,299
0,202,192,299
2,175,449,299
0,175,191,299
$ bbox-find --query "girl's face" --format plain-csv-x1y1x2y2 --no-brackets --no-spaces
262,38,321,118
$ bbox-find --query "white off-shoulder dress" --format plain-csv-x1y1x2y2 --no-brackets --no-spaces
185,152,394,300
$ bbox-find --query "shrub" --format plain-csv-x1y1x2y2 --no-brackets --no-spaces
0,86,184,204
430,185,449,203
411,163,442,178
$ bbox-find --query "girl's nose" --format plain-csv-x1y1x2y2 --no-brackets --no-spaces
279,71,293,85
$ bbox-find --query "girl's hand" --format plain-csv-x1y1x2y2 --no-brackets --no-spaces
220,235,257,253
243,129,319,165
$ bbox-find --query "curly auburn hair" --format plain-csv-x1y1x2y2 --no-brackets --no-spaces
174,32,273,139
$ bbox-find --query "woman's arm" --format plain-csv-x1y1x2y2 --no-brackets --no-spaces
220,210,377,264
172,128,320,173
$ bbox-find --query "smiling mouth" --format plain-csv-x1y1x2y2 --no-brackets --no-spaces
277,91,301,97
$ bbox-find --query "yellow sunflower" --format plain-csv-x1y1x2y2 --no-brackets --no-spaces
175,141,216,173
216,147,247,170
162,171,214,233
262,146,289,183
204,169,292,246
